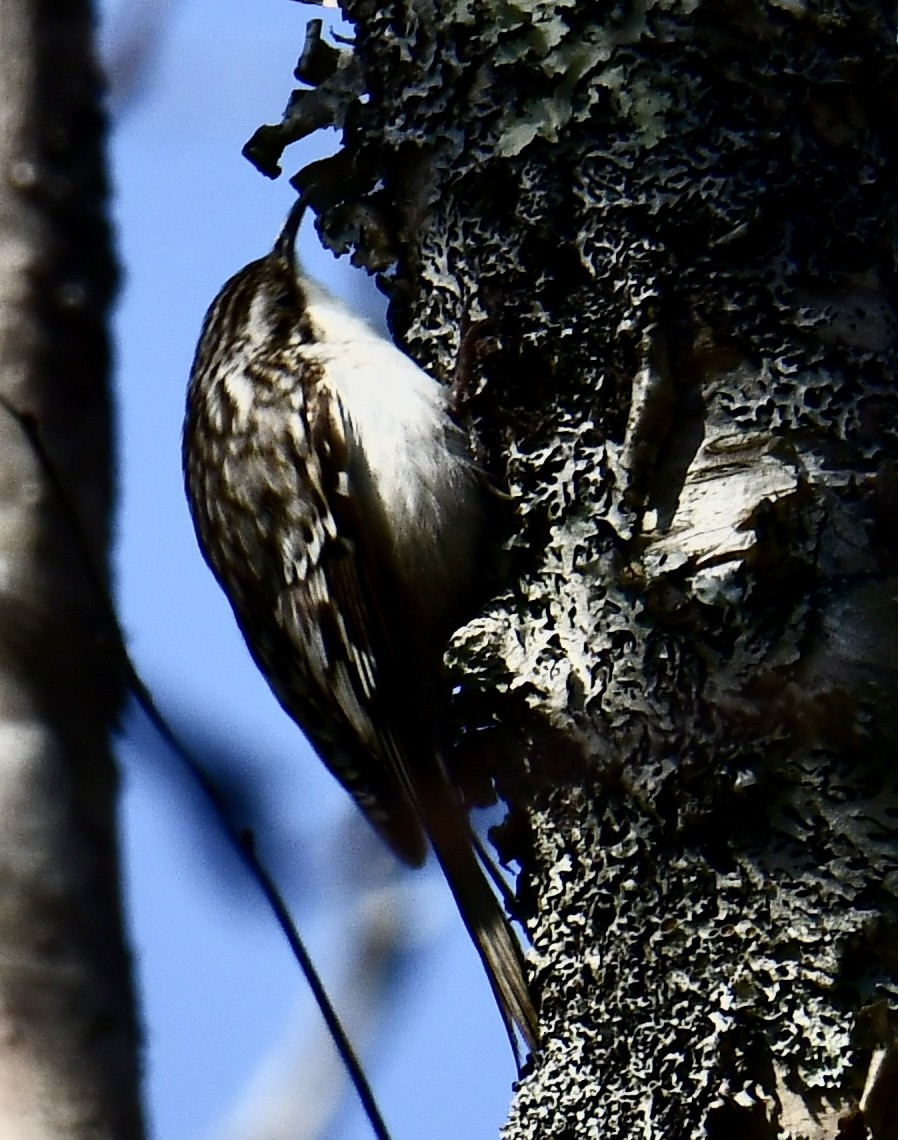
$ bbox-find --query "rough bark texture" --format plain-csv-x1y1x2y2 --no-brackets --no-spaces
258,2,898,1136
0,1,144,1136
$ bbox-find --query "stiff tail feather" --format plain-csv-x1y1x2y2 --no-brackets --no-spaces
422,783,540,1067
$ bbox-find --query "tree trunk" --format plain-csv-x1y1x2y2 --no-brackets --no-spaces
0,1,144,1136
262,1,898,1136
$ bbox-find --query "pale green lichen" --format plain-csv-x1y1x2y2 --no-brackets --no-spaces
262,0,898,1133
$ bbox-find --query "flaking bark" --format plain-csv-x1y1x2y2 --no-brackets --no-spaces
261,2,898,1136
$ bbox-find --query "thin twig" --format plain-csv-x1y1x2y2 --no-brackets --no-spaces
0,394,393,1140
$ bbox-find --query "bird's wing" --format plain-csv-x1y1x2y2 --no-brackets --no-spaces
270,378,428,867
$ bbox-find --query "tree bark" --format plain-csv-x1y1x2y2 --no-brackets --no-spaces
261,2,898,1136
0,1,144,1136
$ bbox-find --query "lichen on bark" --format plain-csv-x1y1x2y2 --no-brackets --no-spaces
257,1,898,1135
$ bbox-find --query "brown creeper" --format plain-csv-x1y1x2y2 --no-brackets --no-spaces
183,199,538,1057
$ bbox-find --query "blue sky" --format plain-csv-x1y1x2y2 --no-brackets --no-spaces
98,1,520,1137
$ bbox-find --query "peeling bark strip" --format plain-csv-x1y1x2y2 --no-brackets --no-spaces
262,2,898,1136
0,2,144,1137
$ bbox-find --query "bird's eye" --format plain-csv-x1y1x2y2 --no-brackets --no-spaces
273,287,295,313
267,287,299,336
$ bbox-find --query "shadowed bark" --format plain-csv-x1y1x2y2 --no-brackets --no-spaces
252,2,898,1135
0,2,144,1136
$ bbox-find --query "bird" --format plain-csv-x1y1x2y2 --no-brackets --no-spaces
182,197,539,1060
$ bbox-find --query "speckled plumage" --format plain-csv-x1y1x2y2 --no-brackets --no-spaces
183,201,538,1057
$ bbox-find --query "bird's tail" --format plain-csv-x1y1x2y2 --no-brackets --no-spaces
422,783,540,1067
